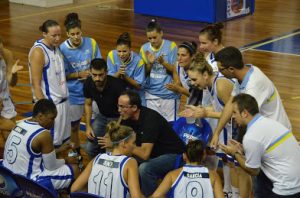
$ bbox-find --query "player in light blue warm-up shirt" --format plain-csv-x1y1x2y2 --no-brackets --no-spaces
140,19,180,122
107,32,145,104
60,13,101,157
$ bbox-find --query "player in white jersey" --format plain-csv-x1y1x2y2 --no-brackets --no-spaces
71,121,143,198
179,53,238,197
28,20,71,150
60,13,102,157
3,99,78,191
140,19,180,122
199,23,225,74
166,41,201,103
152,140,223,198
0,37,23,137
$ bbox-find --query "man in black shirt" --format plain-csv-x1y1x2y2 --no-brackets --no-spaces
83,58,126,159
100,90,185,196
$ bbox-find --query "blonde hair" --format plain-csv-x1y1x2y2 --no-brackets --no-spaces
188,52,213,76
106,121,134,147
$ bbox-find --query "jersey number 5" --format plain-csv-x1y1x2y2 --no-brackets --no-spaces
5,135,21,164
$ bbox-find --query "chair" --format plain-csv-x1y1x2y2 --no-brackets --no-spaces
14,173,58,198
0,166,23,198
71,192,103,198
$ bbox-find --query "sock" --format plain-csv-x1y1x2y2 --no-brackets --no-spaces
231,186,239,198
223,164,232,192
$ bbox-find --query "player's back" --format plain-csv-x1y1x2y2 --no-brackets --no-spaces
169,165,214,198
88,153,131,198
3,120,45,180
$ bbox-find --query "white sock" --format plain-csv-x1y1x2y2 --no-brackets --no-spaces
231,186,239,198
223,164,232,192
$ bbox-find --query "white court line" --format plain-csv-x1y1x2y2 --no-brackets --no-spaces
241,31,300,52
247,49,300,57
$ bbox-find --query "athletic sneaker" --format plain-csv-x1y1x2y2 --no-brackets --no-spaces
224,191,233,198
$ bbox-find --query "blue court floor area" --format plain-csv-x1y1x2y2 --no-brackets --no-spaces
241,29,300,55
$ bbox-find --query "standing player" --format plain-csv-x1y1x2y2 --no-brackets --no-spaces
199,23,225,73
60,13,102,156
165,41,198,101
0,36,23,134
152,140,224,198
140,19,180,122
179,52,236,197
71,121,143,198
107,32,145,103
3,99,77,192
28,20,70,150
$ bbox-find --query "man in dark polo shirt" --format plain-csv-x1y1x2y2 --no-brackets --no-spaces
117,90,185,196
83,58,126,159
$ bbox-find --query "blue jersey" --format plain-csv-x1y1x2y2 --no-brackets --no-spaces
107,50,145,87
60,37,102,105
140,39,179,99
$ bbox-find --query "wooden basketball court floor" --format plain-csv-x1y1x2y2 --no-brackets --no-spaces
0,0,300,142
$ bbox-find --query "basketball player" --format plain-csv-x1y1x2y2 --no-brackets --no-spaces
140,19,180,122
3,99,78,191
199,23,225,73
165,41,197,99
179,52,238,197
107,32,145,104
28,20,70,150
152,140,224,198
60,13,102,157
0,37,23,135
71,121,143,198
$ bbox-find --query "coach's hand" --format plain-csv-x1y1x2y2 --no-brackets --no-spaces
86,126,95,140
98,134,113,149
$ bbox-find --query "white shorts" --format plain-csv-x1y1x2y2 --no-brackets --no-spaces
70,104,84,123
52,100,71,148
146,97,180,122
38,164,74,190
1,96,16,119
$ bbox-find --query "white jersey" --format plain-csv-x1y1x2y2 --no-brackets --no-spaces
3,120,45,180
243,115,300,195
232,65,291,129
88,153,131,198
177,63,190,91
206,53,218,74
29,39,68,105
169,165,214,198
0,59,16,119
209,73,234,145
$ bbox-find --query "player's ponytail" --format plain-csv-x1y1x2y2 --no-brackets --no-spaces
64,13,81,31
189,52,213,75
199,23,224,44
106,121,134,147
146,18,162,33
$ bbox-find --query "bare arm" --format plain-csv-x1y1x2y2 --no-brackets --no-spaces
84,98,95,139
209,170,224,198
123,75,141,90
126,159,143,198
151,169,180,198
3,48,23,86
210,96,234,149
71,159,93,192
66,70,90,80
132,143,154,161
29,47,46,100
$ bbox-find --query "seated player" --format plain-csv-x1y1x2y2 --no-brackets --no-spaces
152,140,224,198
2,99,78,191
71,121,143,198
